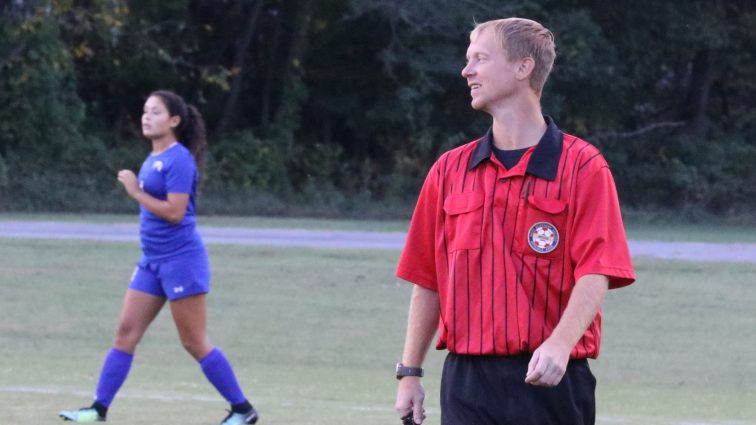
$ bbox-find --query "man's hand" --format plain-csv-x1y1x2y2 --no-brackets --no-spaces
396,377,426,424
524,335,571,387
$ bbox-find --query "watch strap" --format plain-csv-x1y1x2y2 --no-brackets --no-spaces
396,362,424,379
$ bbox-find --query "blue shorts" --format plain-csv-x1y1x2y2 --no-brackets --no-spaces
128,251,211,301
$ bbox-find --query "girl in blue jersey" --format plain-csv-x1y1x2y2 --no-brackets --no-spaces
59,90,258,425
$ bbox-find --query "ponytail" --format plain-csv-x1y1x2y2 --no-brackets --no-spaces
149,89,207,173
183,104,207,172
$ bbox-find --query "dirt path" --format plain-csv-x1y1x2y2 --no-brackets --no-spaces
2,220,755,263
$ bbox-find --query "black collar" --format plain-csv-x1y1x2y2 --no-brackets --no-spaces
468,116,563,181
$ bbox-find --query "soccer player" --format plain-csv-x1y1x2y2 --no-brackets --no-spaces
394,18,635,425
59,90,258,425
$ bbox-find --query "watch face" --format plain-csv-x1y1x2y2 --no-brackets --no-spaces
396,363,406,377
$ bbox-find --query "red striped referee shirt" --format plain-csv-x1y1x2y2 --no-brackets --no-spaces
396,117,635,359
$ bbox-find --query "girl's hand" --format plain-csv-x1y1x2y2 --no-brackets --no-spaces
117,170,141,198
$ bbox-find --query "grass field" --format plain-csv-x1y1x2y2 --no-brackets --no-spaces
1,235,755,424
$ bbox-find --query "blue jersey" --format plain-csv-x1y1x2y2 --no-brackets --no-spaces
137,143,203,261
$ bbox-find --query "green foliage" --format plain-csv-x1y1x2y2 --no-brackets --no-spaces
0,2,111,211
0,153,8,188
545,9,620,133
206,130,291,193
609,131,756,215
0,9,84,158
0,0,754,219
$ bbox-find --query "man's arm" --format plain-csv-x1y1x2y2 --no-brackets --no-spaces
395,285,440,424
525,273,608,386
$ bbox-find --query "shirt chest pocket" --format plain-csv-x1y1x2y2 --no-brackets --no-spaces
513,195,568,260
443,192,484,251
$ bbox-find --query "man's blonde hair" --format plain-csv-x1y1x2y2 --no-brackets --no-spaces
470,18,556,96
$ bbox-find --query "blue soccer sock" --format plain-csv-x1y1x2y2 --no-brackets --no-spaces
199,347,248,406
93,348,134,407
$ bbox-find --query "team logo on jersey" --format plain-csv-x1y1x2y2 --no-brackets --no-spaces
527,222,559,254
152,161,163,172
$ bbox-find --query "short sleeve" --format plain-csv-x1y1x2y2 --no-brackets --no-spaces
570,163,635,289
396,163,441,291
165,151,196,194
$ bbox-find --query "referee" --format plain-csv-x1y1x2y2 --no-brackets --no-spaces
394,18,635,425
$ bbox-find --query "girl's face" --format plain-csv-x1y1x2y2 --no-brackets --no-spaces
141,95,180,140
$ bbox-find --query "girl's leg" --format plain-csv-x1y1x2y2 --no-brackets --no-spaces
113,289,167,353
61,289,165,421
95,289,165,408
170,294,252,410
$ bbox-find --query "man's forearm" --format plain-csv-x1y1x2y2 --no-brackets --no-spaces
401,285,440,367
525,273,609,386
550,273,608,349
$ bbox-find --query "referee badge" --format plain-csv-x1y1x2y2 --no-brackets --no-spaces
527,222,559,254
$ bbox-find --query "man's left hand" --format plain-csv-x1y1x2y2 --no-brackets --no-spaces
524,336,571,387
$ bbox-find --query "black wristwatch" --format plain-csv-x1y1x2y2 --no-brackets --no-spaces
396,363,424,380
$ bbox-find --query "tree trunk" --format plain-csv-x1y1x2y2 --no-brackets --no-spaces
215,0,265,136
683,48,712,135
271,0,315,143
260,8,283,129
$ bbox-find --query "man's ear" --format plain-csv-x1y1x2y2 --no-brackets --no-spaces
515,57,536,81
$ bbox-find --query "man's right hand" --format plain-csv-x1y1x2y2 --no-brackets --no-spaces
396,376,426,424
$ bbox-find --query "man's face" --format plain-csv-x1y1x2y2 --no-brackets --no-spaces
461,29,520,113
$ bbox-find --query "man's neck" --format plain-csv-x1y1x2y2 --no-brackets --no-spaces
488,97,547,151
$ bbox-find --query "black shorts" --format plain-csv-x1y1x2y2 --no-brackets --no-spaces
441,353,596,425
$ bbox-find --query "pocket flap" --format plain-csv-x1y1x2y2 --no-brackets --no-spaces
527,196,567,214
443,192,485,215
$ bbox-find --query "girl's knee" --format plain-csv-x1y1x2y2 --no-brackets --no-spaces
180,336,212,360
113,321,142,350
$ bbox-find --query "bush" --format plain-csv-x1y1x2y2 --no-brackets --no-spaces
205,130,292,196
608,131,756,217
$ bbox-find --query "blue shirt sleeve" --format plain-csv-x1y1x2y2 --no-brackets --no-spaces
164,150,196,194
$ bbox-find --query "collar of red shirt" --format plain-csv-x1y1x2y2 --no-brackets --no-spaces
467,115,564,181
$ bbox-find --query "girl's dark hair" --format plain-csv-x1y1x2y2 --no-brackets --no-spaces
149,89,207,172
